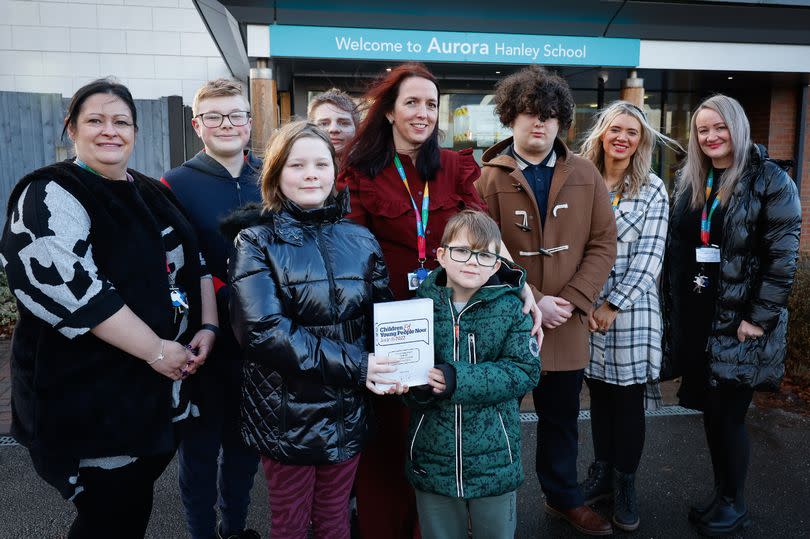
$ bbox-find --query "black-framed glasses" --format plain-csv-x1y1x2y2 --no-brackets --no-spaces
442,245,500,267
195,111,250,127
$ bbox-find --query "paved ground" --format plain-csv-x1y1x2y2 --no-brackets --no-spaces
1,404,808,538
2,340,808,538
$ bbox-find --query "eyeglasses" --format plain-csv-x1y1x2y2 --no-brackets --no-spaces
195,111,250,127
442,245,500,267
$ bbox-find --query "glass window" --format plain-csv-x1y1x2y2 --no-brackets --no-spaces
439,93,511,162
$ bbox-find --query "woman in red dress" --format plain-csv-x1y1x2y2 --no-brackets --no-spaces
338,63,485,538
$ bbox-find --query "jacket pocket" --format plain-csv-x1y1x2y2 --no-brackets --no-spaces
280,387,288,435
410,413,426,461
615,209,644,243
497,411,514,464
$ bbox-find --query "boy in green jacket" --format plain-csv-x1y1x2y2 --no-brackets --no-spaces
404,209,541,539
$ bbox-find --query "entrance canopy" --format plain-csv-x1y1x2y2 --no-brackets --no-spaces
194,0,810,81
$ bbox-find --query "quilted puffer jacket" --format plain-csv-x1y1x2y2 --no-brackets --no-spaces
404,263,540,499
664,144,801,390
225,191,392,464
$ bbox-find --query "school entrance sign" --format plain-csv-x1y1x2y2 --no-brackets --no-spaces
267,25,640,67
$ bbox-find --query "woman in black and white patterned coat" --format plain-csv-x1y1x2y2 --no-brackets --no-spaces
0,79,217,539
576,101,679,532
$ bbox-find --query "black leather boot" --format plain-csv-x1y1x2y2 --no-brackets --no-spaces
688,480,723,523
612,470,640,532
580,460,613,504
696,495,751,536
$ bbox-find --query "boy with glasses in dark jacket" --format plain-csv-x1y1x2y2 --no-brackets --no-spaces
161,79,261,539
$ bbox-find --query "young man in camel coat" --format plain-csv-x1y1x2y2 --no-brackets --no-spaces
476,66,617,536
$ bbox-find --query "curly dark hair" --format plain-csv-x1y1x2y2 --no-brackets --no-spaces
493,65,574,131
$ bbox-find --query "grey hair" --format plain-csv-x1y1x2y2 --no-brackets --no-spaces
676,94,752,209
580,100,681,199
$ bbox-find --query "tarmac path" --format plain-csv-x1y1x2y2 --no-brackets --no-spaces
1,405,808,538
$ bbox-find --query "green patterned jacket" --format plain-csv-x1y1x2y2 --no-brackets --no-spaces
404,262,540,499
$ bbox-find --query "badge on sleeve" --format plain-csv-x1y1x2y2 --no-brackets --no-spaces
529,336,540,358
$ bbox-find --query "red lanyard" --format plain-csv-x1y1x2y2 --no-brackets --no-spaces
393,154,430,263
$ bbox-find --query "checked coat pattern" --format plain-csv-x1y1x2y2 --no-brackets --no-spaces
587,173,668,408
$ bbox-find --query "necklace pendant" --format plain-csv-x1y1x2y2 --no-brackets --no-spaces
693,273,709,293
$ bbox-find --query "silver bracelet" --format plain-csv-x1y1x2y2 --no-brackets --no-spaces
148,339,165,365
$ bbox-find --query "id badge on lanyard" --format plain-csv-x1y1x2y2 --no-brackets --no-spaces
693,170,722,293
167,261,189,322
394,154,432,291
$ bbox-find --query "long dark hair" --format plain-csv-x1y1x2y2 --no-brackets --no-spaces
344,63,442,181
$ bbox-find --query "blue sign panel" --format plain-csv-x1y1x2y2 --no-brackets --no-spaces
268,25,639,67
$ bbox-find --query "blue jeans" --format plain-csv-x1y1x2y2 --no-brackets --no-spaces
179,359,259,539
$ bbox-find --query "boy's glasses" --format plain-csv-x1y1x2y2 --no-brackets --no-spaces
195,111,250,127
443,245,500,267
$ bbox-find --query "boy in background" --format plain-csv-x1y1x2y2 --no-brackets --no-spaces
404,210,540,539
161,79,261,539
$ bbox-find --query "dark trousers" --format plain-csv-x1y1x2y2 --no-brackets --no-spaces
533,369,585,509
179,360,259,539
354,397,420,539
703,384,754,499
68,453,174,539
586,378,646,474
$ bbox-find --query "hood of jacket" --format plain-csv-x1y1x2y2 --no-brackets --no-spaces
220,188,350,243
481,137,572,172
418,258,526,305
182,150,262,180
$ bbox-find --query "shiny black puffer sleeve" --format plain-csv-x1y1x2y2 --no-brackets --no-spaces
229,226,367,387
748,163,801,331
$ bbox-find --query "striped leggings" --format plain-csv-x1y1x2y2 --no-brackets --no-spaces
261,453,360,539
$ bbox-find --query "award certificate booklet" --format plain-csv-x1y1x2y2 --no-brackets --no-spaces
373,298,434,389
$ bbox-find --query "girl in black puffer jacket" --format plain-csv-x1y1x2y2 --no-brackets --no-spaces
225,121,401,539
663,94,801,537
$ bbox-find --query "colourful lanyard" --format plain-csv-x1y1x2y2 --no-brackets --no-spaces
75,158,131,182
393,154,430,262
611,191,621,209
75,158,107,179
700,169,722,246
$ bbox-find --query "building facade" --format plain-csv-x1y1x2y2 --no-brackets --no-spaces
2,0,810,249
0,0,227,103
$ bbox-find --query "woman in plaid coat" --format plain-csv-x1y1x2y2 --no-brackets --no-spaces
577,101,680,531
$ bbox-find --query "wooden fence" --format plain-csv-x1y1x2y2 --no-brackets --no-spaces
0,91,203,226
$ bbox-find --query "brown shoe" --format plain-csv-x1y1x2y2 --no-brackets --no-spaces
544,502,613,535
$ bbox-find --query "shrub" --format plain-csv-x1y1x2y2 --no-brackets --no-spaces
787,255,810,384
0,269,18,337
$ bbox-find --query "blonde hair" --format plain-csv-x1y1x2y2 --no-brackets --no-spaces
580,101,680,198
260,121,338,212
192,79,248,116
441,210,502,253
676,94,752,209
